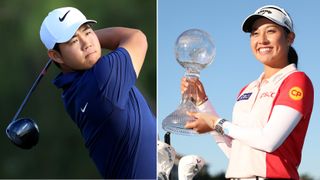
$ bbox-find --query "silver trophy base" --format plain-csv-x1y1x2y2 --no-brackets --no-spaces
162,100,199,136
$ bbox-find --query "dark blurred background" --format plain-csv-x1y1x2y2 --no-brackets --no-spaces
0,0,156,178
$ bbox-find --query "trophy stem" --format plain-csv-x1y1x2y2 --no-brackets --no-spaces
184,67,200,78
181,74,199,106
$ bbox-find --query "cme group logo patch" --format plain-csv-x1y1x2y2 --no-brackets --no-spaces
289,86,303,101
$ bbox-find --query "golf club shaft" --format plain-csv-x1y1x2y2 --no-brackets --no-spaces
164,132,171,145
164,132,171,180
12,59,52,121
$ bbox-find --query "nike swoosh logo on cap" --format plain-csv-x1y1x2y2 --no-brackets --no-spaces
59,10,70,22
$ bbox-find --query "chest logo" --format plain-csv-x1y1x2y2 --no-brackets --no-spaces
289,86,303,101
81,102,88,113
260,91,275,99
237,92,252,101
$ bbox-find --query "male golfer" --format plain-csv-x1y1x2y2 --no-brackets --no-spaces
39,7,156,179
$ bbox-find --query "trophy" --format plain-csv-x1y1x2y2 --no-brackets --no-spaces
162,29,216,135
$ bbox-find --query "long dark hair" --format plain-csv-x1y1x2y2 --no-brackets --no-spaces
288,46,298,67
284,28,298,67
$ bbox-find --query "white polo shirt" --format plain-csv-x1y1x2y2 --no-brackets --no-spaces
209,64,314,179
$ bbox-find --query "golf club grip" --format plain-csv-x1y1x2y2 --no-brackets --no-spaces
164,132,171,145
11,59,53,121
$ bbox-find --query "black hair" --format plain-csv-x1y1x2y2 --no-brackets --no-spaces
53,43,60,53
284,28,298,67
288,46,298,67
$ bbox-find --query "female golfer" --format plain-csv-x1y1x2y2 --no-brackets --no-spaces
183,5,314,180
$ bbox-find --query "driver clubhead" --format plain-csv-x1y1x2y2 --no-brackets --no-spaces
6,118,39,149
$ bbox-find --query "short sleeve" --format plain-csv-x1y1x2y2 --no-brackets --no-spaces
93,47,137,108
275,72,314,115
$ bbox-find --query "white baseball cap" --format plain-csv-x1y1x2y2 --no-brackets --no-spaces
40,7,97,49
242,5,293,33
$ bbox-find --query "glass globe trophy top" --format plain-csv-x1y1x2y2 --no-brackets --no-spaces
162,29,216,135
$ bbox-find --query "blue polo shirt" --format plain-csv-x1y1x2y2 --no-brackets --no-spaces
53,48,156,179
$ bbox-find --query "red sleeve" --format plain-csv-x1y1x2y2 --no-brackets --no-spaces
275,72,314,115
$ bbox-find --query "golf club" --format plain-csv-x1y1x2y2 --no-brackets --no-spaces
164,132,171,145
6,59,52,149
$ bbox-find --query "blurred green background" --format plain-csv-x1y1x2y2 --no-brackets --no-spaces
0,0,156,178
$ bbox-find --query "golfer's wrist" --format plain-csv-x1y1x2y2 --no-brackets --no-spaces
214,118,228,135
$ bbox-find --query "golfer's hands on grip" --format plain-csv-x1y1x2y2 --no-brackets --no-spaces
180,77,207,105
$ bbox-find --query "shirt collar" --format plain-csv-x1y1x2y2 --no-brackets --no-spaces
53,71,83,89
254,63,297,87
